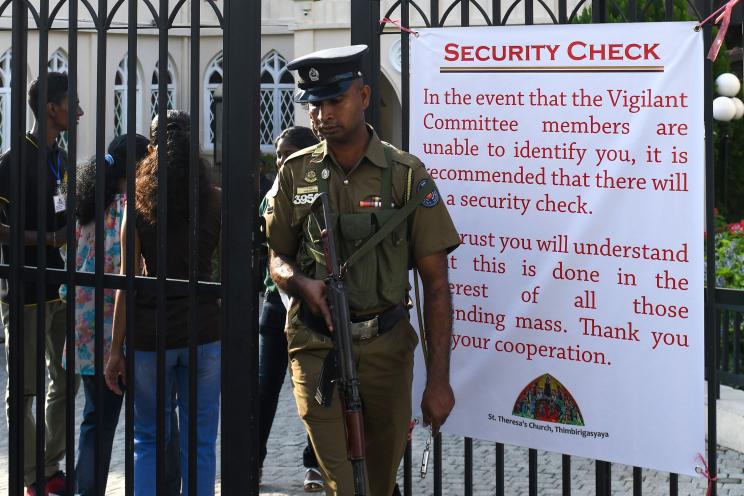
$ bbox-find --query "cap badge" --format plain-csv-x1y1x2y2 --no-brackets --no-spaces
304,169,318,183
309,68,320,82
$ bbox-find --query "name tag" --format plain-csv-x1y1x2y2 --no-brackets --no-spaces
53,194,66,213
297,185,319,195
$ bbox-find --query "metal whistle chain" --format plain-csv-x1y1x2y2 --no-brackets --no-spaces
420,427,432,479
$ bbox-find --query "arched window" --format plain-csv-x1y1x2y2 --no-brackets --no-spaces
150,59,176,121
0,50,11,154
48,49,68,74
203,53,223,149
113,55,142,136
48,50,69,149
260,51,295,152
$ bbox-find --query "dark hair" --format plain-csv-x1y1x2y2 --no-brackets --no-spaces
75,134,149,225
274,126,319,150
136,111,212,226
149,109,190,145
28,72,69,118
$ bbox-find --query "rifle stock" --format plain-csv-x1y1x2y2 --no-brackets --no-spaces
312,192,368,495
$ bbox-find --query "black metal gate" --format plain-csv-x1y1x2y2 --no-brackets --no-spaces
354,0,722,495
1,0,261,494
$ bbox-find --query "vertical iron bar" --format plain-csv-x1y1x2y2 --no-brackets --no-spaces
492,0,501,25
628,0,637,20
562,455,571,496
461,0,470,25
528,449,537,496
222,0,260,493
558,0,568,22
8,1,29,493
464,437,473,496
64,1,79,493
722,310,730,371
495,443,504,496
401,0,410,152
125,1,138,494
35,1,50,492
155,2,169,492
525,0,534,24
433,434,442,496
592,0,607,22
94,0,108,492
701,0,718,483
633,466,642,496
670,473,678,496
431,0,440,26
595,460,611,496
351,0,381,129
665,0,673,19
404,441,412,496
734,313,741,374
187,0,202,493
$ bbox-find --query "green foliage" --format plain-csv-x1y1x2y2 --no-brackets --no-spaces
260,152,278,177
573,0,694,23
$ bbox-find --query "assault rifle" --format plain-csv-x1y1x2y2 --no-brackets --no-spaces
311,192,367,496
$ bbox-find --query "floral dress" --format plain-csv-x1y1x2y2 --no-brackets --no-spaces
60,194,125,375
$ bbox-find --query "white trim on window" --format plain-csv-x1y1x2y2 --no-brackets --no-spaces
260,50,295,153
150,58,177,122
203,53,223,150
114,55,142,136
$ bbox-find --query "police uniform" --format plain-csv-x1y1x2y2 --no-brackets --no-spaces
265,45,459,496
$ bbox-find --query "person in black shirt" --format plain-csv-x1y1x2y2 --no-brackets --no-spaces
0,72,83,495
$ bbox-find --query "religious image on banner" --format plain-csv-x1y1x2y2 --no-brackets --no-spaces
512,374,585,426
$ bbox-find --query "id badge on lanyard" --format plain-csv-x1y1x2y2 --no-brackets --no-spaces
50,152,65,214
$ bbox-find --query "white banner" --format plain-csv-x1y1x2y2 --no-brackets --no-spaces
409,22,704,476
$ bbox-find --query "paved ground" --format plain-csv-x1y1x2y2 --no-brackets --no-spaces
1,344,743,495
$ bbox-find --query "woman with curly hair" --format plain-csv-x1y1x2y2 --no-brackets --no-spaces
60,133,149,495
105,110,222,496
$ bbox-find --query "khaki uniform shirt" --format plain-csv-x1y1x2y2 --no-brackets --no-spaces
265,127,459,350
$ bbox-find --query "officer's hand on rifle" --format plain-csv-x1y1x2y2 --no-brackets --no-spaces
298,277,334,332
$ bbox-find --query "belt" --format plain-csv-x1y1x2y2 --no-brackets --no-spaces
350,304,408,340
301,303,408,340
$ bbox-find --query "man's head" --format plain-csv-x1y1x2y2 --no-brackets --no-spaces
307,79,369,144
287,45,370,144
28,72,83,133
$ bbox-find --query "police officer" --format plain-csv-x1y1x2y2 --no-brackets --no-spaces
265,45,459,496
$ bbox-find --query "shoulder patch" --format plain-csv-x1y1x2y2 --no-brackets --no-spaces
417,179,440,208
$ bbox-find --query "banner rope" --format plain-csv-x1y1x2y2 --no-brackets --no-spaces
379,17,420,37
695,453,717,496
694,0,741,61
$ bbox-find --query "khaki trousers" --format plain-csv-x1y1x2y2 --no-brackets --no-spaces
2,300,80,487
290,319,418,496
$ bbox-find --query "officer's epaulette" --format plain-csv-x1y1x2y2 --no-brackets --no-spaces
381,140,423,170
284,143,323,166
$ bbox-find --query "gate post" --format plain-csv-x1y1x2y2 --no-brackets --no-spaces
351,0,381,130
222,0,261,493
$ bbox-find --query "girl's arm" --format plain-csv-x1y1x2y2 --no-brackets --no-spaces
104,209,141,395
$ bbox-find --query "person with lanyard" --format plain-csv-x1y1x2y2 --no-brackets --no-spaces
259,126,326,492
0,71,84,495
265,45,460,495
